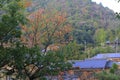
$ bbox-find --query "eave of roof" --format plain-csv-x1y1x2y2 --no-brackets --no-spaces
92,53,120,59
72,59,114,69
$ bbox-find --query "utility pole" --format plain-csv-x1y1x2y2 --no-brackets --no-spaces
84,41,89,58
115,37,118,53
84,40,86,53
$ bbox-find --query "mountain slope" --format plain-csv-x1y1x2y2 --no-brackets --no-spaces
29,0,120,44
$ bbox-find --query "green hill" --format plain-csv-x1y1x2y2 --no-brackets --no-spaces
29,0,120,44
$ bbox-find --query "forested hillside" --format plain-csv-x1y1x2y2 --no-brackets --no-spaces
27,0,120,44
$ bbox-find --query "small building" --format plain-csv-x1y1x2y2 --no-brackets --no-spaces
72,59,113,70
92,53,120,62
67,59,115,80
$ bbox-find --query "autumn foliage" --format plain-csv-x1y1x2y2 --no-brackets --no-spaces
21,9,72,49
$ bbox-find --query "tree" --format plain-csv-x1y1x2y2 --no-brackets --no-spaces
0,0,27,78
0,0,27,68
106,29,115,42
110,63,118,74
95,71,120,80
73,25,95,44
21,9,72,52
0,44,71,80
0,1,72,80
96,64,119,80
116,0,120,18
60,41,83,60
94,28,107,46
0,0,27,47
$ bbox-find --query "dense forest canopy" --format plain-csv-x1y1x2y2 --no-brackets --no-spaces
27,0,120,44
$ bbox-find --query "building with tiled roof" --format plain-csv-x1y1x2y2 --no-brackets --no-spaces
72,59,114,69
63,59,115,80
92,53,120,62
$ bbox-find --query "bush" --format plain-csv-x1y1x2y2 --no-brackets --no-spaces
95,71,120,80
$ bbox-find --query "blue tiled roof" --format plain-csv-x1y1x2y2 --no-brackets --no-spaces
92,53,120,59
72,59,113,69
